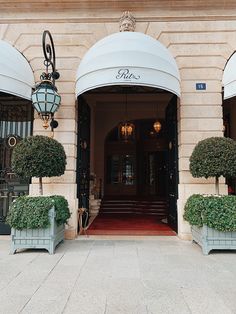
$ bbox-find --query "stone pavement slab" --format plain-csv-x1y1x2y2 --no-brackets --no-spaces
0,235,236,314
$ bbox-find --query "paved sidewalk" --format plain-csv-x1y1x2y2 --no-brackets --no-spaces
0,236,236,314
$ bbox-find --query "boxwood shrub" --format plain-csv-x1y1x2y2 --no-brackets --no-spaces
184,194,236,232
189,137,236,194
6,195,71,230
11,135,67,195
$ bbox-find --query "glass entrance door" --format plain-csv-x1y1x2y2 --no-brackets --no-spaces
166,95,178,231
139,151,167,198
0,94,33,235
77,96,90,211
106,154,136,196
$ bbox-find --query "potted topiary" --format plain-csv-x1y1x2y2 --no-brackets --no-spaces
7,135,71,254
184,137,236,254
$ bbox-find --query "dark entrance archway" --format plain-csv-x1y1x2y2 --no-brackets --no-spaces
77,87,179,232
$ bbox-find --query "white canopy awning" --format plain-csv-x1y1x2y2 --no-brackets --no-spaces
0,40,34,100
223,52,236,100
76,32,180,97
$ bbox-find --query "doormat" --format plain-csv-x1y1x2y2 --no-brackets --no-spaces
87,213,176,236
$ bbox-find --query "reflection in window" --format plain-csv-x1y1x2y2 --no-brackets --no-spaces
107,154,135,185
149,153,155,186
107,155,119,184
122,155,134,185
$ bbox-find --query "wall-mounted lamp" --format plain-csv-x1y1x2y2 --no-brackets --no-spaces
31,30,61,130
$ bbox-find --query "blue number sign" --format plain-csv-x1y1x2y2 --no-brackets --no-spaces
196,83,206,90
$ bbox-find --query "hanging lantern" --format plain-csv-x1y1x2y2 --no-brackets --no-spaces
32,30,61,130
32,80,61,129
153,120,162,133
119,90,135,140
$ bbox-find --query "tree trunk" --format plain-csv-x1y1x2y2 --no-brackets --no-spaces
215,176,219,195
39,177,43,195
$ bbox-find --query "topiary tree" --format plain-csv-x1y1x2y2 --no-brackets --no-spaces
190,137,236,195
12,135,67,195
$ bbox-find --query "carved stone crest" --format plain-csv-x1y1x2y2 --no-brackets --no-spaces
119,11,136,32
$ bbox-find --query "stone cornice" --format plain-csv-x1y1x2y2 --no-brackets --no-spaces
2,13,236,24
1,1,236,23
1,0,236,11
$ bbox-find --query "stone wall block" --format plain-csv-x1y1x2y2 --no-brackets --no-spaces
180,93,222,106
180,106,222,118
178,144,196,158
179,131,223,144
55,107,76,120
178,172,225,184
180,68,223,80
179,118,223,131
176,56,226,70
53,132,77,145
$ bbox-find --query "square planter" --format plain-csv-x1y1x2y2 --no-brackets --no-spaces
10,207,64,254
192,225,236,255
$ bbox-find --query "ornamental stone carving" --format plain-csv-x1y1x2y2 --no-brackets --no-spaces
119,11,136,32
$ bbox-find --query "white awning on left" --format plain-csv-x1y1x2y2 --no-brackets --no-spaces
0,40,34,100
223,52,236,100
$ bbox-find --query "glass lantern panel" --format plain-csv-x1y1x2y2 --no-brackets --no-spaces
38,102,46,112
37,92,46,102
31,93,37,103
33,103,41,112
46,92,55,104
55,95,61,105
46,103,54,112
50,104,57,113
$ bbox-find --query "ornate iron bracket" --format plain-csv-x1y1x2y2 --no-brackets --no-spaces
41,30,60,85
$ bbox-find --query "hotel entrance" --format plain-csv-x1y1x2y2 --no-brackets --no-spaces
75,28,180,234
77,88,178,234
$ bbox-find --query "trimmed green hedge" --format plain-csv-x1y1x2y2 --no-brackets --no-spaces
6,195,71,230
184,194,236,232
189,137,236,179
12,135,66,179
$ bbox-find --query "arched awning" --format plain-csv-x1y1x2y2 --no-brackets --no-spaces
0,40,34,100
76,32,180,97
223,52,236,100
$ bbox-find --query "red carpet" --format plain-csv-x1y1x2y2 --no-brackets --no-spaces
87,213,176,236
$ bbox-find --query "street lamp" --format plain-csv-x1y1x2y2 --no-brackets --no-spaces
31,30,61,129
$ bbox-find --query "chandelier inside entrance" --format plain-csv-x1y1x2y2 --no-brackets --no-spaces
153,120,162,133
153,103,162,133
119,92,135,141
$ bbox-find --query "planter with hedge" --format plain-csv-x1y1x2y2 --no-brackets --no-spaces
184,194,236,254
7,135,70,254
8,195,70,254
184,137,236,254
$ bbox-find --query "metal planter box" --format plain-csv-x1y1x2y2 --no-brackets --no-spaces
10,207,64,254
192,225,236,255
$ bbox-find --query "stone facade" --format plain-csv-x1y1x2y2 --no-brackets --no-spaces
1,1,236,239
